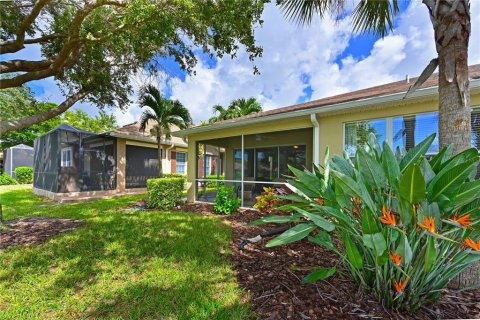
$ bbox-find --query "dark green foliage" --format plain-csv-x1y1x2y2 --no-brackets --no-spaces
0,173,17,185
147,177,184,209
208,98,262,123
14,167,33,184
206,175,224,188
213,186,240,215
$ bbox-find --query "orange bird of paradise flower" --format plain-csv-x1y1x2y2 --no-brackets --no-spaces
417,216,436,234
315,198,324,205
380,206,396,226
351,197,361,205
451,212,473,228
393,278,407,294
389,251,402,266
465,238,480,251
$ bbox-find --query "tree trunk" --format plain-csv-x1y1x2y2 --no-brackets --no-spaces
157,136,163,177
426,0,477,289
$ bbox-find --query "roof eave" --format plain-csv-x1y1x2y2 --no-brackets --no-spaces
173,79,480,138
106,132,187,147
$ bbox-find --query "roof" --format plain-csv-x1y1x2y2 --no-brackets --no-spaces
9,144,34,150
50,123,94,135
104,121,188,147
174,64,480,137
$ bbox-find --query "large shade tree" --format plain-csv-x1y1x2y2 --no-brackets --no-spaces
138,85,192,176
0,0,264,135
209,97,262,123
278,0,476,287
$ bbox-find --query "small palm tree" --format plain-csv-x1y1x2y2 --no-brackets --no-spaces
138,85,192,176
209,97,262,123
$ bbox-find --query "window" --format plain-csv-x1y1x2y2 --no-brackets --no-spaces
279,145,306,177
204,154,212,176
176,152,186,174
61,147,73,167
256,147,278,181
234,149,254,180
344,118,387,158
472,109,480,149
393,112,439,154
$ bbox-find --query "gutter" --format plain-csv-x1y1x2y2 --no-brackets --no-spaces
173,79,480,138
310,114,320,165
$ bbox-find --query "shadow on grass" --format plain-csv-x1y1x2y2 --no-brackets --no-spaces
0,189,248,319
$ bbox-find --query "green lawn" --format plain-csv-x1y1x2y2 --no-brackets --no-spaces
0,185,249,320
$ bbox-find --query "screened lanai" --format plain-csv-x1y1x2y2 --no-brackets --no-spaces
195,127,313,207
34,124,116,193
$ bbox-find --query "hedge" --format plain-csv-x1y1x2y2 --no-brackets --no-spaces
147,177,185,209
205,175,224,188
0,173,17,185
15,166,33,184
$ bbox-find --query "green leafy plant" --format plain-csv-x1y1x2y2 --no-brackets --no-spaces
14,167,33,184
147,177,184,209
251,134,480,312
0,173,17,185
253,187,285,214
213,186,240,215
205,175,224,188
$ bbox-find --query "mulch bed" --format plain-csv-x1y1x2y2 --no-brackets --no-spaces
180,203,480,320
0,217,83,249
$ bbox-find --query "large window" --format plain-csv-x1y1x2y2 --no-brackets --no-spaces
234,145,306,181
61,147,72,167
344,118,387,158
176,152,186,174
344,108,480,156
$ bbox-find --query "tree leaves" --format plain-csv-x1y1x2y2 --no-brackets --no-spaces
266,224,316,247
399,164,426,203
302,266,336,284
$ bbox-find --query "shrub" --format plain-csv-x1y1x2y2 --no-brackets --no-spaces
14,166,33,184
147,177,184,209
163,173,186,180
0,173,17,185
252,133,480,312
214,185,240,215
206,175,224,188
253,187,285,214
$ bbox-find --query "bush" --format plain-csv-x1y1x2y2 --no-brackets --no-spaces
253,187,285,214
147,177,184,209
253,133,480,312
14,166,33,184
163,173,186,180
206,175,224,188
214,185,240,215
0,173,17,185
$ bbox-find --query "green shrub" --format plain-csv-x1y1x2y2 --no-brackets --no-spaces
0,173,17,185
213,185,240,215
147,177,184,209
163,173,186,180
14,166,33,184
206,175,224,188
252,133,480,312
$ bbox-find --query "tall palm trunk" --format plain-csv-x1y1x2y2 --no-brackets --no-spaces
428,0,477,288
430,0,471,154
157,135,163,177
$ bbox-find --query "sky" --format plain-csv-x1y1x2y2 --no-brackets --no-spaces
12,0,480,126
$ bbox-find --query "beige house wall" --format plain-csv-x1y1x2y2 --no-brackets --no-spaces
184,91,480,203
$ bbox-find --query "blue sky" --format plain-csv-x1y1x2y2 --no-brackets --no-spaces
9,1,480,126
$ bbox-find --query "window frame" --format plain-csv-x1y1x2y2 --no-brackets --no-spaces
61,147,73,168
176,151,186,174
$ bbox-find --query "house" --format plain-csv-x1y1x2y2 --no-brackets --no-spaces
3,144,34,179
33,122,188,201
173,64,480,207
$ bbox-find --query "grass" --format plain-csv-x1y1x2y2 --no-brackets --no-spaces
0,185,249,319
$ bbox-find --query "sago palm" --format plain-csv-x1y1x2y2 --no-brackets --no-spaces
138,85,192,176
278,0,475,287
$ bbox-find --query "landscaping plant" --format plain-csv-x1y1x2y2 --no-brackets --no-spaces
252,134,480,311
0,173,17,186
253,187,285,214
14,167,33,184
214,186,241,215
147,177,184,209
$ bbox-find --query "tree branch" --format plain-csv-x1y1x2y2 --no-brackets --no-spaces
0,0,52,54
23,33,65,45
0,89,88,135
0,59,54,73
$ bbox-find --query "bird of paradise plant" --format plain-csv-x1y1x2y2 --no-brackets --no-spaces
250,133,480,311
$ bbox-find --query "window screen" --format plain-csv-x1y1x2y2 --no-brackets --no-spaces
126,145,159,188
472,108,480,150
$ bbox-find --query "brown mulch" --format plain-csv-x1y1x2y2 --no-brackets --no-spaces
180,203,480,320
0,217,83,249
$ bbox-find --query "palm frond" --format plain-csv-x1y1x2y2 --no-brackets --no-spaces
139,110,158,132
352,0,399,37
278,0,342,25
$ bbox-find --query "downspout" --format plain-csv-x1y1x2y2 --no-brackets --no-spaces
310,113,320,167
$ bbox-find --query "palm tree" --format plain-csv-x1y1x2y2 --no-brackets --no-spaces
279,0,471,154
278,0,474,287
138,85,192,176
209,97,262,123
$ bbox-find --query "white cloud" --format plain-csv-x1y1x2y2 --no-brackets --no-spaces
8,1,480,126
